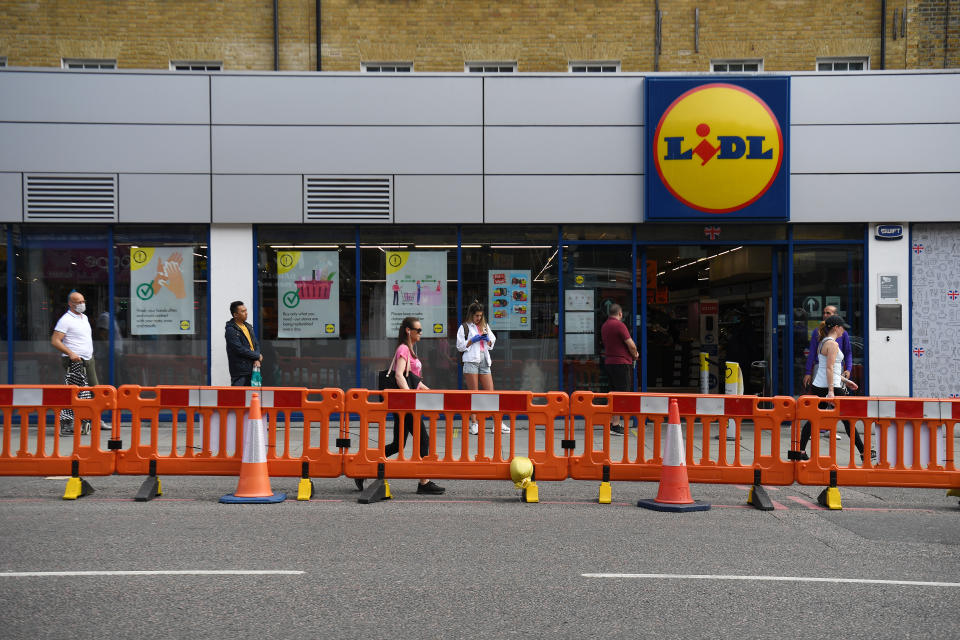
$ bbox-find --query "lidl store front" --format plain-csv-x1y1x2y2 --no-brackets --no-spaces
0,70,957,397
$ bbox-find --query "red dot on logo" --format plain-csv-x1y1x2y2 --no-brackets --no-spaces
696,123,710,137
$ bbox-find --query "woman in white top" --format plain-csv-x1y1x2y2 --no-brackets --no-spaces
797,314,871,463
456,301,510,435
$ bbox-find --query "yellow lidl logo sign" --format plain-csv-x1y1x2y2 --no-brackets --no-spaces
646,78,789,221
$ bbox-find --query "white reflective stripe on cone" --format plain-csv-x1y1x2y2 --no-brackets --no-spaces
242,418,268,464
662,423,686,467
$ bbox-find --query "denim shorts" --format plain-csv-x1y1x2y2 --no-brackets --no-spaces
463,360,491,375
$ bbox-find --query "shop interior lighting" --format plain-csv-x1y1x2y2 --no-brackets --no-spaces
657,246,742,277
488,245,553,249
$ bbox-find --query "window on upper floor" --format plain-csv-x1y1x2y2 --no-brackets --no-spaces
711,59,763,73
466,62,517,73
362,62,413,72
62,58,116,70
569,61,620,73
816,57,868,72
170,60,223,71
0,57,7,67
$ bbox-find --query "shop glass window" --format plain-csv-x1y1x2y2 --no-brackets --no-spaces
256,225,357,388
113,225,209,386
792,246,865,395
792,224,865,241
11,226,111,384
460,226,559,393
358,226,458,391
562,225,632,242
638,224,787,243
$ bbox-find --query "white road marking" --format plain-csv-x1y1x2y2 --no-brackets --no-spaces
581,573,960,587
1,570,304,577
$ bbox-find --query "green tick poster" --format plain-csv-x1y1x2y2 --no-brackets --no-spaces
277,250,339,338
130,247,195,335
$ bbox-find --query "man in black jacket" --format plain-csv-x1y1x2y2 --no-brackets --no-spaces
225,301,262,386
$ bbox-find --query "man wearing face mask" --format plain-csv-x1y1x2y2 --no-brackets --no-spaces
51,290,98,434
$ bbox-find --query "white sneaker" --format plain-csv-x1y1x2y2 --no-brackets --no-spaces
835,433,843,440
469,421,479,435
500,422,511,434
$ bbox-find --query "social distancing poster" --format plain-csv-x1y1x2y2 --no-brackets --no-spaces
130,247,195,335
386,251,446,337
277,250,339,338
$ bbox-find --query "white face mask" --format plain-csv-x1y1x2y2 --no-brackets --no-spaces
74,302,86,314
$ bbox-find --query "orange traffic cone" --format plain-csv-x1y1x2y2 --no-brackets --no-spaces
220,392,286,504
637,398,710,512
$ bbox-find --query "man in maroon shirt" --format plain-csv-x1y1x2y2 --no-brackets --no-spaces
601,303,639,434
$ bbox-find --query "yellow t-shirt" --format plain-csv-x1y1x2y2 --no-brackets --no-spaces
236,322,254,350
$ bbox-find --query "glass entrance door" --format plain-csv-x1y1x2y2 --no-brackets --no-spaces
643,244,784,395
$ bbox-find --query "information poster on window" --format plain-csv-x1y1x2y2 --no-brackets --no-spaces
386,251,447,337
130,246,195,335
488,269,531,331
277,250,339,338
564,288,595,355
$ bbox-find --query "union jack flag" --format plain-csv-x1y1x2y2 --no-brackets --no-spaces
704,226,721,240
912,243,924,254
913,347,925,357
948,290,959,300
950,393,960,398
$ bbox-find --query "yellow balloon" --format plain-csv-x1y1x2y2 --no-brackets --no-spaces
510,456,533,489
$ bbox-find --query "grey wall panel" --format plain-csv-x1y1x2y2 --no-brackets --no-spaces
212,174,302,223
485,76,644,125
792,73,960,125
0,70,210,124
394,175,482,223
791,124,960,173
0,172,22,222
212,126,482,174
119,174,211,223
0,123,210,173
485,175,642,223
212,75,482,125
485,126,643,174
791,174,960,222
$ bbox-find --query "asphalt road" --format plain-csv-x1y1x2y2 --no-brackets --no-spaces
1,473,958,640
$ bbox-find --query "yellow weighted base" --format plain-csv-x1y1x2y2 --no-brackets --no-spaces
63,476,94,500
817,486,842,510
598,481,612,504
383,480,392,500
522,482,539,503
297,478,314,501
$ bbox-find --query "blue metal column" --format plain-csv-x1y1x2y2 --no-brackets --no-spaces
556,227,565,391
639,246,648,392
6,225,13,383
630,227,638,391
355,226,362,390
786,226,795,395
770,246,779,396
456,225,463,389
107,226,115,385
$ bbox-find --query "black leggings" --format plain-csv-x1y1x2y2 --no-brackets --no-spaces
799,386,864,455
384,412,430,459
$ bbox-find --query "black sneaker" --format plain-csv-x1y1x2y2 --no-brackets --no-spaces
416,481,445,495
610,424,624,435
799,452,809,461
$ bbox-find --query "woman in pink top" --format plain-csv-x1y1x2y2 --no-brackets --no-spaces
385,316,444,495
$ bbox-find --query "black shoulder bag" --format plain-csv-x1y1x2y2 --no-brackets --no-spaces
377,349,422,390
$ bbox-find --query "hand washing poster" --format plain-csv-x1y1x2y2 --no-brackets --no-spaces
277,250,339,338
130,247,195,335
386,251,446,337
488,270,531,331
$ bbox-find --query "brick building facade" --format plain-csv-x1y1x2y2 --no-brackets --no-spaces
1,1,957,72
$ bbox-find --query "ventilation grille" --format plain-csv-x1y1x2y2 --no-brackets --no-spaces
304,176,392,222
24,174,118,221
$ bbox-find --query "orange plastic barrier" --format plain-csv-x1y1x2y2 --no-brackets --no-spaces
343,389,569,482
794,396,960,488
114,386,345,478
568,392,796,486
0,385,116,476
